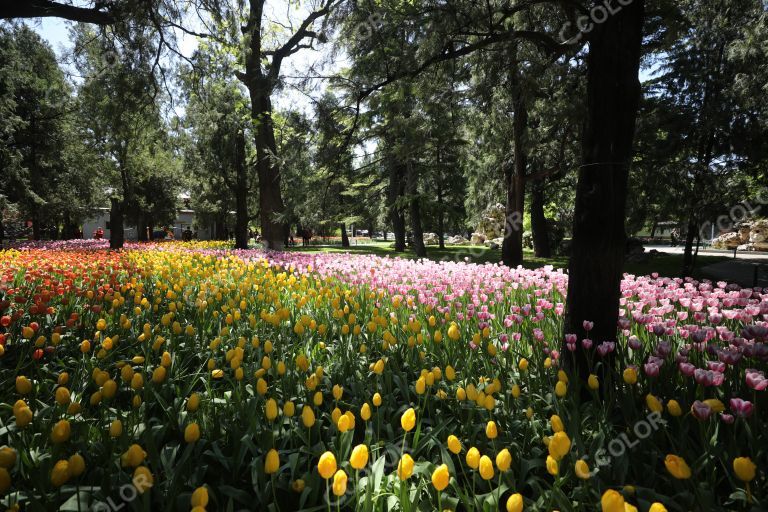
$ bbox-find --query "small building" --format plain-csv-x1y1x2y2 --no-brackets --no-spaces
82,207,212,241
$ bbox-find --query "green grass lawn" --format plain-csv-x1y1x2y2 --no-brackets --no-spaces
288,240,730,279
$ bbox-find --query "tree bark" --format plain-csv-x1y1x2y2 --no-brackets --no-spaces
242,1,286,250
406,162,426,257
388,162,406,252
234,129,249,250
563,0,645,378
109,197,124,250
437,180,445,249
531,179,550,257
0,1,115,24
340,223,350,247
32,214,41,241
502,63,527,267
681,214,697,277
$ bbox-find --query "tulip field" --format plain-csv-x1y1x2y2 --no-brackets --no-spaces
0,240,766,512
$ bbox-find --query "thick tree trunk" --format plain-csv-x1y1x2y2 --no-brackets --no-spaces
502,75,527,267
340,223,350,248
109,197,124,250
564,0,645,379
531,180,550,258
388,162,406,252
250,89,285,250
407,162,426,257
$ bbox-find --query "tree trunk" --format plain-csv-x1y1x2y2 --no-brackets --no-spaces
502,69,527,267
340,223,350,248
531,179,550,257
249,86,285,250
389,162,406,252
437,181,445,249
109,197,124,250
682,214,697,277
563,0,645,379
137,213,148,242
407,162,426,257
234,129,249,250
32,214,41,241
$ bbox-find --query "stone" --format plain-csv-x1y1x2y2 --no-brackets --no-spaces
711,219,768,251
470,232,486,245
474,203,507,242
423,232,439,245
711,231,743,250
484,237,504,248
447,235,470,245
749,219,768,243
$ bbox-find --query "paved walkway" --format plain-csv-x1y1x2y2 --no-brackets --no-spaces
700,260,768,287
645,245,768,262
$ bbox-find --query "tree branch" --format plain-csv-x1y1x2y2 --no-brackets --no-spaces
0,0,115,24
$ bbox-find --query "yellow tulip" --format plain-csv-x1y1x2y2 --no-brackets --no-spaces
485,420,498,439
397,454,414,480
184,423,201,443
466,447,480,469
479,455,494,480
646,394,663,413
506,493,524,512
733,457,756,482
575,459,591,479
0,447,17,469
373,393,382,407
622,368,637,385
302,405,316,428
68,453,85,477
588,374,599,390
350,444,369,470
360,402,371,421
121,444,147,468
332,469,347,496
15,376,32,395
546,455,558,476
51,419,71,444
601,490,625,512
318,451,337,479
648,504,668,512
496,448,512,472
50,460,70,487
667,399,682,417
265,398,278,421
401,407,416,432
431,463,450,491
447,435,462,455
109,419,123,438
550,414,564,433
133,466,153,493
265,449,279,474
664,454,691,479
191,487,209,507
548,431,571,461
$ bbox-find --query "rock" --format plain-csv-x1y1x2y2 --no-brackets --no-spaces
470,232,486,245
447,235,470,245
711,231,742,249
488,242,499,250
711,219,768,251
749,219,768,243
423,232,439,245
474,203,507,242
484,237,504,248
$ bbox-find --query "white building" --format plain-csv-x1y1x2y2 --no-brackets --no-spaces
82,207,212,240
